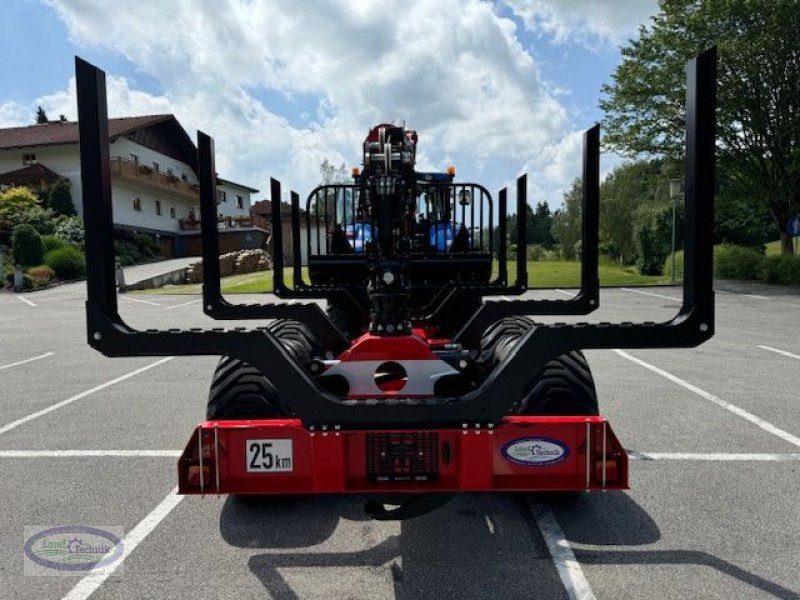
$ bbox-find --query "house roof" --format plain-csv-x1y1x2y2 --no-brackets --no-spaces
0,163,64,185
251,199,302,217
217,177,259,194
0,115,198,172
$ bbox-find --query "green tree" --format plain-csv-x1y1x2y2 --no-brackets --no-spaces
601,0,800,255
35,106,48,124
532,201,554,247
0,186,57,234
551,179,583,260
46,179,76,217
12,224,44,266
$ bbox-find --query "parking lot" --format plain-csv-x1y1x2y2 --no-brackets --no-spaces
1,282,799,599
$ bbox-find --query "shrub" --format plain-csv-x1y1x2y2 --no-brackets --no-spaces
714,244,762,279
634,203,673,275
11,224,44,266
26,265,56,287
115,240,143,266
662,250,685,280
42,235,67,253
47,179,76,216
54,216,85,247
45,245,86,280
4,270,33,290
132,233,158,257
757,255,800,285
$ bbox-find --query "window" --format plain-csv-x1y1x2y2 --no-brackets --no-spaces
152,161,159,172
155,200,162,216
236,195,244,209
170,206,176,219
23,153,36,165
130,153,139,166
218,190,227,203
133,196,142,211
167,168,174,177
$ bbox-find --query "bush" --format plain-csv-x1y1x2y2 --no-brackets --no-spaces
4,270,33,290
115,240,143,266
132,233,158,257
634,203,674,275
662,250,685,280
11,224,44,266
47,179,76,216
757,255,800,285
55,216,85,247
26,265,56,287
42,235,67,253
715,244,762,279
45,245,86,280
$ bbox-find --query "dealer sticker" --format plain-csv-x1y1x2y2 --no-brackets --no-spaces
246,439,293,473
502,437,569,466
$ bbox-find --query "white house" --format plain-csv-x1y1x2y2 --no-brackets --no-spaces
0,115,262,257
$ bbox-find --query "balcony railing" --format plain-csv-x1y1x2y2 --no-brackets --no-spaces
110,157,199,201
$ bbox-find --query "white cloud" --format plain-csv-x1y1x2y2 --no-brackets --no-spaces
35,0,600,205
503,0,659,47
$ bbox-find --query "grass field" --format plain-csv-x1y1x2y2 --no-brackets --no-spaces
136,260,669,295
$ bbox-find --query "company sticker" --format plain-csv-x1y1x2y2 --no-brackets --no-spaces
502,437,569,466
24,526,124,576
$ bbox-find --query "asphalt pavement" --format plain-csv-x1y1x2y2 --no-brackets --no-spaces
0,281,798,599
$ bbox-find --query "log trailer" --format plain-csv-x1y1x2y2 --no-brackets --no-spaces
76,49,716,519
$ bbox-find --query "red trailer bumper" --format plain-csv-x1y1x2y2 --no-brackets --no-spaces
178,416,628,495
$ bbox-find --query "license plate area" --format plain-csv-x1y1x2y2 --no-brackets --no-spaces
366,432,438,481
246,439,294,473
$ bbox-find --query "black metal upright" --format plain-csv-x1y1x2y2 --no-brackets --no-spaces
515,175,528,288
581,124,600,303
271,178,287,295
198,132,221,306
290,190,303,288
683,47,716,325
497,187,508,286
76,57,118,320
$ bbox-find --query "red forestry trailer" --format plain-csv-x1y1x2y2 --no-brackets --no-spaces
75,49,716,519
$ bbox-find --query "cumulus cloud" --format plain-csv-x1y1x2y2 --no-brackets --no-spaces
37,0,596,205
503,0,658,47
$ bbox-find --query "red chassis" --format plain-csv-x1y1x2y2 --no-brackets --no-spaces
178,416,628,496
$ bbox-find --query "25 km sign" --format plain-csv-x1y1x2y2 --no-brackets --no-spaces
246,439,294,472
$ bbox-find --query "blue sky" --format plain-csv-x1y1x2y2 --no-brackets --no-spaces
0,0,660,206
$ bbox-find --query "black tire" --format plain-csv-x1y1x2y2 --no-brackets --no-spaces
517,350,599,416
477,317,599,416
206,319,321,419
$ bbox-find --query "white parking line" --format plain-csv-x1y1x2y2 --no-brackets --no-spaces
0,450,180,457
554,289,576,297
757,345,800,361
743,294,769,300
629,452,800,461
530,500,596,600
121,296,162,306
614,350,800,448
62,488,184,600
620,288,681,302
0,351,55,371
17,295,37,307
0,357,174,435
164,298,201,310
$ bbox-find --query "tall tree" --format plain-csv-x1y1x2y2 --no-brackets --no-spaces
601,0,800,255
551,179,583,260
35,106,48,124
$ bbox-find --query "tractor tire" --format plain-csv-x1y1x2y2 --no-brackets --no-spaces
206,319,321,419
477,316,599,416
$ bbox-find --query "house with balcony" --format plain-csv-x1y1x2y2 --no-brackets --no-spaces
0,115,262,257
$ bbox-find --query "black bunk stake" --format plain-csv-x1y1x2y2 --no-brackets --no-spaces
683,47,716,320
271,178,287,295
198,131,221,310
515,174,528,288
76,57,118,319
582,124,600,303
497,187,508,286
290,190,302,289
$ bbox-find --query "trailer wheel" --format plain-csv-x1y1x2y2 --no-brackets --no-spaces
517,351,599,416
206,356,283,419
478,317,599,416
206,319,321,419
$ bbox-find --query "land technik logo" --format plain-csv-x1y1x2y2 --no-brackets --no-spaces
24,526,124,576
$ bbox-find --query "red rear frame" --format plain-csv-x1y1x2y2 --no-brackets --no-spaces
178,416,628,496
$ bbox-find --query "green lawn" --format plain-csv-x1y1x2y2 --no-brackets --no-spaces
137,261,668,295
